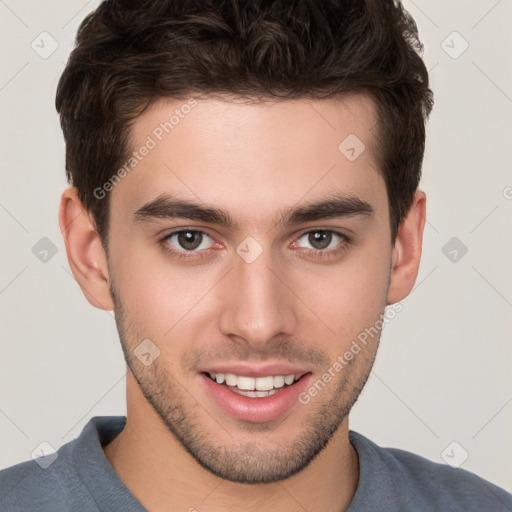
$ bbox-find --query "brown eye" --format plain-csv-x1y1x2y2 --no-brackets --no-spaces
164,230,214,253
298,230,344,251
308,230,333,250
294,229,350,260
177,231,203,250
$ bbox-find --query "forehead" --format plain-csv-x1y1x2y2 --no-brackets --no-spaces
112,93,387,229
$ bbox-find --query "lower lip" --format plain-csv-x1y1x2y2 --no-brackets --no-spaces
199,373,313,423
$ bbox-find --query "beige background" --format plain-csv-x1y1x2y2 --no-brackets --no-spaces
1,0,511,491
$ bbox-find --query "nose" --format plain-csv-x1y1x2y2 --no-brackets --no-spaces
218,246,299,351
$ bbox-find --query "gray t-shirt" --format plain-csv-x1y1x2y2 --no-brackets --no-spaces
1,415,511,511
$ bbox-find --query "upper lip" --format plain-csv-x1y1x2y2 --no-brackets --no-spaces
199,363,312,379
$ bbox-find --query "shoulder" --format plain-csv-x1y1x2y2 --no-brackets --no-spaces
0,445,96,511
384,445,512,509
0,416,126,511
349,430,512,511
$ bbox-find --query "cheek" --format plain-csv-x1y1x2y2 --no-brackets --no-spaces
112,244,220,339
295,243,391,342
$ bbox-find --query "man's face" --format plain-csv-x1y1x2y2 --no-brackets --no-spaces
107,94,393,483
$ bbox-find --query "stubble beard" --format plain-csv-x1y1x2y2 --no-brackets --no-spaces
109,279,380,484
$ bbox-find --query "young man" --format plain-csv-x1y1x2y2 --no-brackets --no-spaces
1,0,510,510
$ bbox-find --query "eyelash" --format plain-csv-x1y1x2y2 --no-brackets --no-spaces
159,228,351,261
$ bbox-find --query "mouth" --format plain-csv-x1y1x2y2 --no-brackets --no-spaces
203,371,307,398
199,369,313,423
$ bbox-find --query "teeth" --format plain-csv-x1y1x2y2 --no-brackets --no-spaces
231,388,279,398
255,376,274,391
273,375,285,388
225,373,237,386
207,372,301,391
237,376,256,390
284,375,295,385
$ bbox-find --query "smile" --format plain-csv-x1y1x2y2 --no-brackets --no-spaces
205,372,305,398
200,371,312,422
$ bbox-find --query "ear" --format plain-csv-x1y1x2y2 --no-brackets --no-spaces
58,186,114,311
386,189,426,305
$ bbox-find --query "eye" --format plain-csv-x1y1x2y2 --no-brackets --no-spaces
162,229,214,255
159,228,350,262
294,229,350,258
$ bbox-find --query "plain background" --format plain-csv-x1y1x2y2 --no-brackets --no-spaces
1,0,511,492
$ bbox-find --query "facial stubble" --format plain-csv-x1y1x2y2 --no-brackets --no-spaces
108,276,382,484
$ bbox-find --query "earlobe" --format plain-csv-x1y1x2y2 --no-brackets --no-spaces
58,186,114,311
386,190,427,305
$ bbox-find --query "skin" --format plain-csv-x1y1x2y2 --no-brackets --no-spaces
59,93,426,512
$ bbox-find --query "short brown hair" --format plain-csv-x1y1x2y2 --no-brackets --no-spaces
56,0,434,246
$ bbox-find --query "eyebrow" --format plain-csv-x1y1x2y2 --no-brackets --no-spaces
133,192,375,229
